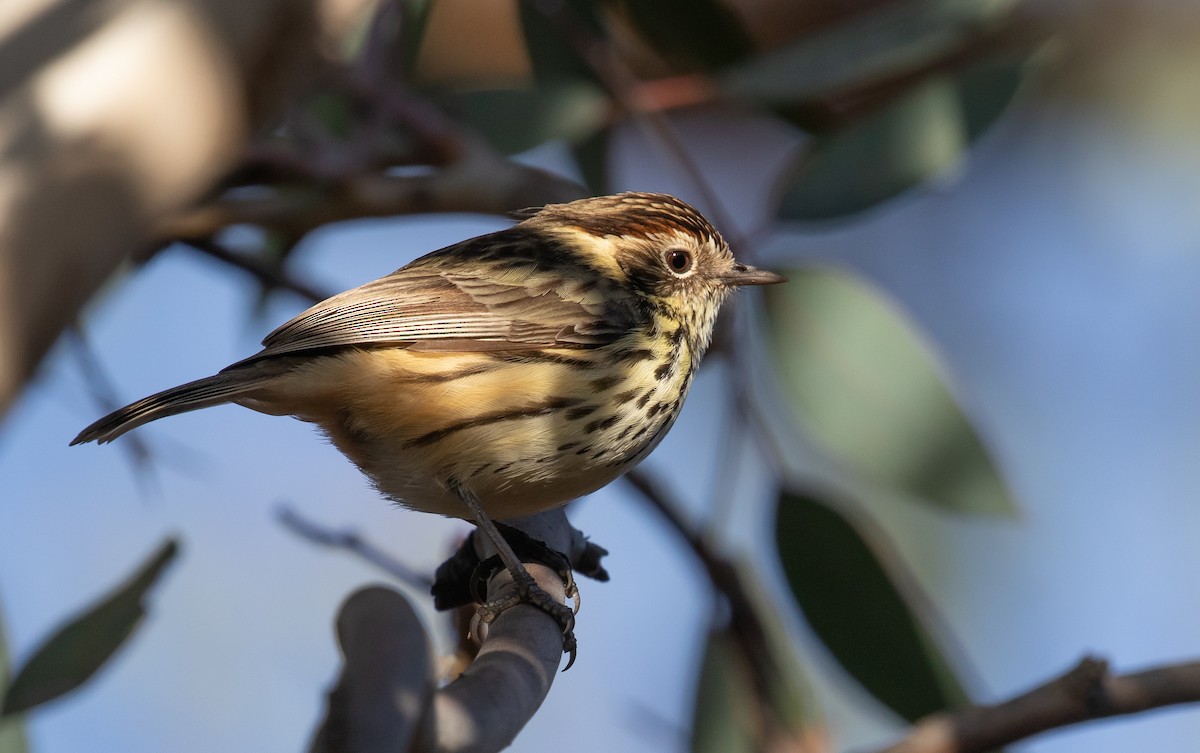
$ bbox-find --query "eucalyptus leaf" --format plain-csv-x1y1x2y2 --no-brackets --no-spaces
439,83,609,155
611,0,753,72
519,0,605,83
401,0,436,76
691,628,758,753
0,602,27,753
1,539,180,717
764,267,1016,515
778,75,967,221
775,489,968,721
691,616,819,753
721,0,1018,105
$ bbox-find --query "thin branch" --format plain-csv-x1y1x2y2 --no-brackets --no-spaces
876,656,1200,753
180,238,329,303
277,506,434,591
161,154,585,241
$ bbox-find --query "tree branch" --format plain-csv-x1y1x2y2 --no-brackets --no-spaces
309,510,578,753
876,656,1200,753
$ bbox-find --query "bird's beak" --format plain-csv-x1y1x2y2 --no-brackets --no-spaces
723,263,788,286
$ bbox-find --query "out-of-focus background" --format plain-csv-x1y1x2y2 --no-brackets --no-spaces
4,0,1200,751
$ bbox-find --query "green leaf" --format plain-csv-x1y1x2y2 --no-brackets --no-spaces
690,628,758,753
611,0,753,72
777,75,967,221
721,0,1019,105
439,82,609,155
309,91,355,140
764,267,1016,515
518,0,606,83
957,56,1028,140
401,0,437,75
0,601,27,753
691,616,820,753
775,489,968,721
572,126,610,195
1,539,180,717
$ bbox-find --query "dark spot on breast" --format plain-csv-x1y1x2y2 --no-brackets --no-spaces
648,402,667,417
473,462,493,476
654,362,673,381
585,415,620,434
613,387,639,404
494,461,516,474
590,375,621,392
636,389,654,409
615,426,632,441
566,405,599,420
557,441,580,451
616,348,654,363
669,326,685,345
575,445,593,455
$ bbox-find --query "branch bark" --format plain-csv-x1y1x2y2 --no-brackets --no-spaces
309,510,578,753
877,656,1200,753
0,0,378,416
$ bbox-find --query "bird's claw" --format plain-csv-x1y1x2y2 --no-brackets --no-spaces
470,565,578,670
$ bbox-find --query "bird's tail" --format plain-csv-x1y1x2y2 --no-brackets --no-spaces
71,371,270,445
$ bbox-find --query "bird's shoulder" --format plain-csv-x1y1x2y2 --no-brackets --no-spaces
231,229,643,366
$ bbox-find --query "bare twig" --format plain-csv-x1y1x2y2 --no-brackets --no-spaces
876,656,1200,753
180,238,330,303
278,506,434,591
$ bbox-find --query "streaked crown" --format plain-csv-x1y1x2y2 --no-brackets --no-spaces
520,192,783,352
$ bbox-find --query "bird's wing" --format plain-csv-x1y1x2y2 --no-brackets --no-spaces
227,235,637,367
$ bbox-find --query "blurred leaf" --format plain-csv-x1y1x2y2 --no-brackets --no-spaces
1,539,180,717
775,50,1033,220
572,127,610,195
691,628,758,753
764,268,1016,515
610,0,753,72
778,75,966,221
691,620,823,753
519,0,606,83
721,0,1019,105
0,602,27,753
957,55,1027,139
775,489,968,721
440,82,609,154
309,91,355,140
401,0,437,75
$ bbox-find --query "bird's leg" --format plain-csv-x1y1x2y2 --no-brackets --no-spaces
451,481,578,667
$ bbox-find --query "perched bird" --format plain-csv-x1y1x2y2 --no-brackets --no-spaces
72,192,784,661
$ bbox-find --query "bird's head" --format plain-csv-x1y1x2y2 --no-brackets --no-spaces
519,192,785,334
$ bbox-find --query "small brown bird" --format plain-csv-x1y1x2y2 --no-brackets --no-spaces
73,192,784,660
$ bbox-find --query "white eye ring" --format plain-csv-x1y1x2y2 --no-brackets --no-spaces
664,248,694,277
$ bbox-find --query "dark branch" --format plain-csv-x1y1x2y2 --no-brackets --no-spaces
876,656,1200,753
179,238,328,303
277,506,433,591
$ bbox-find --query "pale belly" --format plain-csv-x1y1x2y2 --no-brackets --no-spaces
241,345,692,520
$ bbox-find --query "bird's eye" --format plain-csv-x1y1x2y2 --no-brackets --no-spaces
664,248,694,275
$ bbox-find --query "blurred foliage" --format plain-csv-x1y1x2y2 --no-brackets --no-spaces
0,604,27,753
0,540,178,717
765,268,1015,515
690,560,826,753
608,0,754,72
776,489,969,721
438,82,610,154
